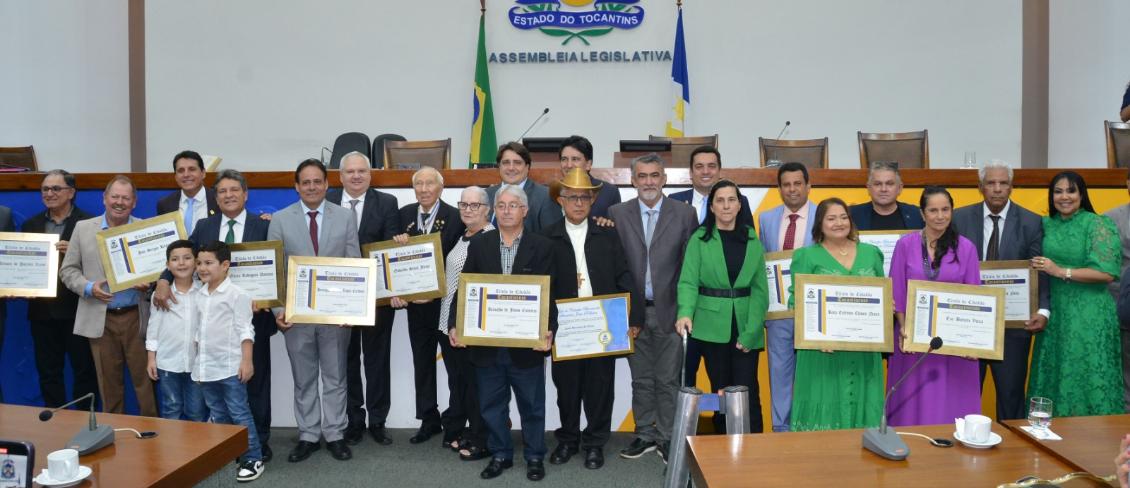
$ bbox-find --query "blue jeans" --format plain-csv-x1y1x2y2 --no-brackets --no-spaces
200,376,262,462
476,349,546,463
156,370,206,422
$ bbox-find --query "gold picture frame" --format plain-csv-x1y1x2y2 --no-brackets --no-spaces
792,274,894,353
96,211,188,292
455,273,550,348
228,240,285,309
764,250,795,320
284,256,378,326
552,293,635,361
979,260,1038,329
0,231,60,298
361,232,447,306
903,280,1005,360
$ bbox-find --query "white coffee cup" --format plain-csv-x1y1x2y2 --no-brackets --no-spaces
47,448,79,481
962,414,992,443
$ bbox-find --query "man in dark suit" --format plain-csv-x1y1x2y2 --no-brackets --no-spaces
447,185,556,482
394,167,465,444
558,135,620,218
327,151,401,446
152,169,278,461
155,150,219,235
849,161,925,231
486,141,561,233
667,146,754,228
608,154,698,463
952,160,1049,421
543,168,643,470
21,170,98,408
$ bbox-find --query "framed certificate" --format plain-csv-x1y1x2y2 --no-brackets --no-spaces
979,260,1038,329
362,233,446,306
0,232,60,298
903,280,1005,360
96,212,188,292
455,273,550,348
228,241,285,309
284,256,378,326
857,230,914,277
764,250,794,320
553,293,634,361
793,274,894,353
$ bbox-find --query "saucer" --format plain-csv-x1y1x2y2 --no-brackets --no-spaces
33,465,91,487
953,430,1002,449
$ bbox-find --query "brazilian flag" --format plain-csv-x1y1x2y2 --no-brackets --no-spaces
469,11,497,168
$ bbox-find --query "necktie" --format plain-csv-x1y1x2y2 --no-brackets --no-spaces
350,199,360,231
698,196,707,223
644,209,657,301
184,198,195,234
308,210,319,255
783,213,800,251
419,211,432,234
987,215,1001,261
224,219,236,244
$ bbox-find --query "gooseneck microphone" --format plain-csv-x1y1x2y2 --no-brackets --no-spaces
516,107,550,142
767,120,792,166
862,336,944,461
39,392,115,454
774,120,791,140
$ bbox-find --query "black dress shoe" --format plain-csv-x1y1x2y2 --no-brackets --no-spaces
287,441,320,463
368,426,393,445
343,426,364,446
409,424,442,444
326,439,352,461
480,458,513,479
261,443,273,463
583,447,604,469
548,443,578,465
526,460,546,481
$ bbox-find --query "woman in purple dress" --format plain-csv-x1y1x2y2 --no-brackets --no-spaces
887,186,982,426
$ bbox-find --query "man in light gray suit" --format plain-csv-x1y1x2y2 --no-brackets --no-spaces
1103,168,1130,410
485,141,560,233
608,154,698,462
952,160,1049,420
270,159,361,463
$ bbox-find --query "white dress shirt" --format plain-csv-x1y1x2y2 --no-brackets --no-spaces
192,278,254,382
145,280,201,373
302,200,326,242
343,191,366,232
565,219,593,298
218,210,247,244
691,189,709,224
180,189,209,229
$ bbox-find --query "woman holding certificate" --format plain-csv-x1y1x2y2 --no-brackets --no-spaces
788,198,886,431
676,180,769,434
1028,171,1122,417
887,186,982,426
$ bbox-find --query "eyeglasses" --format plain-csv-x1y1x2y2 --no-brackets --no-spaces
561,194,593,204
457,202,486,211
41,186,73,194
494,202,526,212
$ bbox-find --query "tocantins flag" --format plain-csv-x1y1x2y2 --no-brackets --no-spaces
664,5,688,137
470,11,498,168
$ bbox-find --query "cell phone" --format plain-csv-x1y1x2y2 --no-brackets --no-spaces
0,439,34,488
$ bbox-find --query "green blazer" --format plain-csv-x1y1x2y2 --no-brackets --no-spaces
677,226,769,350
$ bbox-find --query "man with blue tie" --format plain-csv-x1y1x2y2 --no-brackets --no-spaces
155,150,219,233
757,162,817,432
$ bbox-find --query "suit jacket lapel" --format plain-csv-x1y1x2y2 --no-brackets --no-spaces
648,198,676,246
998,203,1019,258
511,233,534,273
971,204,986,258
623,199,647,248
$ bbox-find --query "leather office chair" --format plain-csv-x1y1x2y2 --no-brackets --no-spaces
648,134,718,168
384,138,452,170
328,132,371,169
1106,121,1130,169
857,130,929,169
371,134,407,169
758,137,829,169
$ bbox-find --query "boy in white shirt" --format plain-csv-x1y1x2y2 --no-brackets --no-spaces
193,241,264,482
145,240,206,421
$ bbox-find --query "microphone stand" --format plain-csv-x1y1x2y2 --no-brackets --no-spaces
39,392,115,455
862,337,943,460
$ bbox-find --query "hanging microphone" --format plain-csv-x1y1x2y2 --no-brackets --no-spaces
862,336,944,460
517,108,551,142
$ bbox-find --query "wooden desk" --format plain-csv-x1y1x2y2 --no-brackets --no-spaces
686,424,1089,487
1003,415,1129,479
0,404,245,487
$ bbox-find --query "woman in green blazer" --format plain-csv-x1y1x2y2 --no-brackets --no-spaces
676,180,769,433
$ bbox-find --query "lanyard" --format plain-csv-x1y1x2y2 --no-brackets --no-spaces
920,232,940,281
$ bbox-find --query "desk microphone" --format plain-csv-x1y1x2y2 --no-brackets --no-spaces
39,392,115,455
516,107,550,142
767,120,791,166
862,336,943,461
774,120,791,140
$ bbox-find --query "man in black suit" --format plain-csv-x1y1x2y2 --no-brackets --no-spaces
543,169,643,470
848,161,925,231
155,150,219,235
394,167,465,444
20,170,98,408
952,160,1049,421
326,152,401,446
447,185,556,482
667,146,754,228
152,169,278,460
558,135,621,218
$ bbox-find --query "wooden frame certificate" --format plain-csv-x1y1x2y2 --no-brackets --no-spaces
228,241,285,309
362,233,446,306
903,280,1005,360
96,212,187,292
764,250,794,320
979,260,1038,329
793,274,894,353
553,293,634,361
0,232,60,298
285,256,377,326
857,230,914,277
455,273,550,348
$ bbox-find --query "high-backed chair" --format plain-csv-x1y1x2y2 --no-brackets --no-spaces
648,134,718,167
857,130,929,169
328,132,371,169
0,145,38,171
371,133,407,169
1106,121,1130,169
384,138,452,170
758,137,829,169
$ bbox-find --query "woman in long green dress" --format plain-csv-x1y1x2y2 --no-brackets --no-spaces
1028,171,1122,417
789,198,886,431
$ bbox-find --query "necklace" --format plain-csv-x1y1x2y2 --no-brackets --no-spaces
825,241,851,256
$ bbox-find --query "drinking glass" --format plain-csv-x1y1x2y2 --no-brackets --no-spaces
1028,396,1053,431
963,151,977,169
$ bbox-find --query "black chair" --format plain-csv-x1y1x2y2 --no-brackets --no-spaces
328,132,371,169
371,134,407,169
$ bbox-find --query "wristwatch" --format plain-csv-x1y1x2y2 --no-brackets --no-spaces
1064,268,1072,281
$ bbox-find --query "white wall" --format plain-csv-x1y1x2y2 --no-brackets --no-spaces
0,0,131,172
1047,0,1130,167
